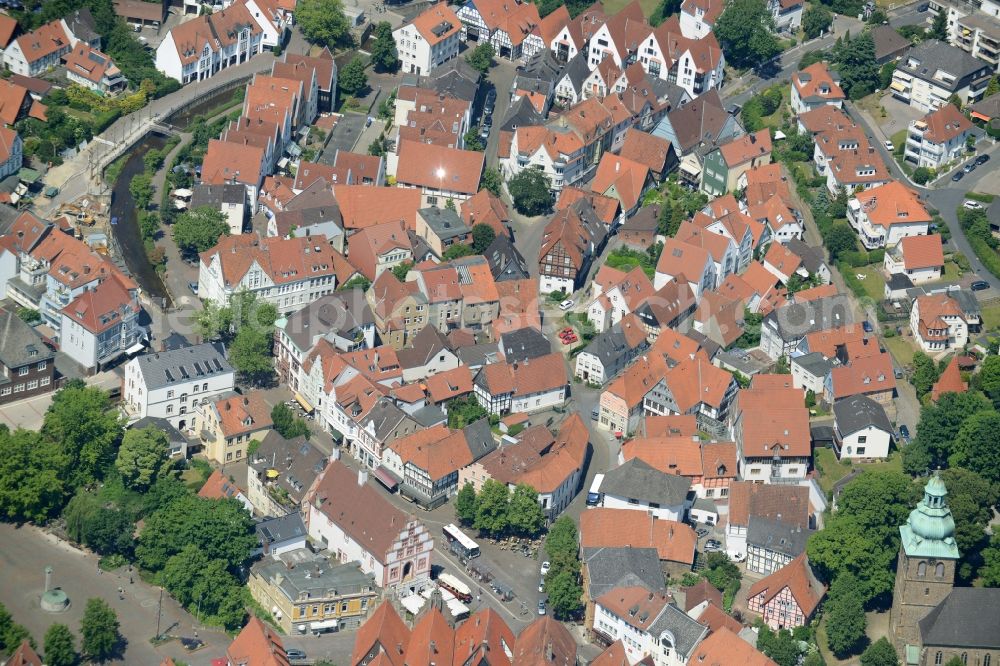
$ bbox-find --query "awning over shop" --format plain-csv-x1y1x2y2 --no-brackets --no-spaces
125,341,145,355
373,465,399,491
310,619,338,630
294,392,314,413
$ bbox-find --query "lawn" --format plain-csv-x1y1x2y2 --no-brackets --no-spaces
982,304,1000,331
815,448,904,495
760,84,790,130
602,0,660,16
852,265,886,302
883,333,916,367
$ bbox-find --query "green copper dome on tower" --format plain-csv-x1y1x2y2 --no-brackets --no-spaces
899,471,960,560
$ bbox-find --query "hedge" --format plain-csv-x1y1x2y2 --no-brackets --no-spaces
968,236,1000,280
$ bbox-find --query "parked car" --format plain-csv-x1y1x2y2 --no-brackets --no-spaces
286,649,307,662
963,162,976,173
539,579,545,593
365,116,373,128
883,140,894,151
862,320,874,333
479,124,490,141
899,425,911,443
952,171,965,182
540,561,550,576
971,280,991,291
561,334,578,345
188,282,199,294
537,600,546,615
964,200,984,210
559,299,575,311
976,154,990,165
696,527,710,538
484,90,497,116
591,407,600,421
917,2,929,10
704,539,722,552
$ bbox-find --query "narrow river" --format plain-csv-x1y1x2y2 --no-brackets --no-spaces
106,86,244,307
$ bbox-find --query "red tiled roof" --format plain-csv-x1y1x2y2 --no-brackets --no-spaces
898,234,944,270
407,2,461,45
686,627,777,666
919,103,973,144
792,62,845,103
395,140,484,196
213,393,272,438
931,356,968,401
13,19,71,66
0,14,16,49
855,181,931,230
735,385,811,458
352,602,410,666
61,273,137,334
828,352,895,399
580,508,696,564
747,553,825,619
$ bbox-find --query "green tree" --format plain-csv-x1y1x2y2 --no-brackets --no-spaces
0,602,33,654
270,404,310,440
904,391,993,473
339,56,368,98
129,173,153,209
17,307,41,324
466,43,495,75
463,128,484,151
80,598,119,663
115,427,169,490
951,411,1000,482
474,479,510,536
63,490,100,544
930,8,948,40
546,568,583,619
480,167,502,197
0,428,71,523
296,0,351,49
43,623,77,666
391,261,413,282
650,0,682,25
507,483,545,537
657,198,679,236
980,531,1000,587
825,223,857,261
172,206,230,257
861,637,898,666
230,326,275,385
82,507,135,557
455,482,478,525
160,545,247,630
446,396,489,429
756,624,800,666
807,515,896,603
825,573,867,656
804,651,827,666
471,224,496,253
803,4,833,38
370,21,399,72
546,515,580,571
703,552,742,609
836,470,917,536
713,0,781,69
443,244,475,260
136,493,257,573
508,169,553,216
977,354,1000,405
195,300,234,342
835,32,880,100
42,381,121,488
912,166,934,185
940,467,997,579
911,351,940,397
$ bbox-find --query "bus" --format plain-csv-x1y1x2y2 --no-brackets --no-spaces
442,523,480,559
586,474,605,507
437,573,473,603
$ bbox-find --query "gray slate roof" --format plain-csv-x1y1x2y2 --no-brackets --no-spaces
361,399,417,441
134,342,232,390
833,394,892,436
255,512,306,545
456,342,499,369
412,405,447,427
251,548,374,604
418,207,470,243
764,295,852,342
747,516,810,558
786,239,827,274
249,431,328,506
0,308,53,370
484,234,530,281
560,51,591,91
279,291,374,352
579,320,646,368
919,588,1000,649
499,95,545,133
897,40,993,91
500,327,551,363
582,546,665,599
462,418,497,461
792,351,834,378
190,183,245,208
647,604,709,659
396,325,453,370
130,416,186,445
600,458,692,507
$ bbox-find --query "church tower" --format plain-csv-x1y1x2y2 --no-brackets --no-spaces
890,472,960,655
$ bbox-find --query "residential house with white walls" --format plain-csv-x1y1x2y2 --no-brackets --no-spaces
456,0,545,61
910,293,971,353
155,2,263,83
679,0,725,39
122,343,235,433
832,395,894,460
790,62,845,114
847,180,932,250
592,587,708,666
393,2,462,76
902,103,975,170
